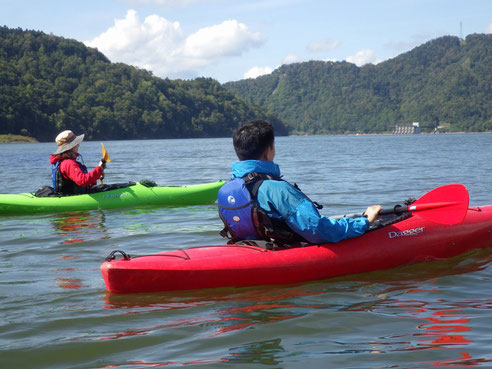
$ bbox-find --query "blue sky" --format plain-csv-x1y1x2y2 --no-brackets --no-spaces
2,0,491,83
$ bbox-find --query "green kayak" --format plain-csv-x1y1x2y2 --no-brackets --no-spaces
0,180,224,215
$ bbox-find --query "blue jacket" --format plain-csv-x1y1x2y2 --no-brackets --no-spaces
231,160,370,244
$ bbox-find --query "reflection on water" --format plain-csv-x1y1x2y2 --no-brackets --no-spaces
55,277,85,289
394,295,492,367
50,211,108,290
226,338,284,366
385,296,473,349
98,357,230,368
431,352,490,367
102,285,327,340
52,211,108,244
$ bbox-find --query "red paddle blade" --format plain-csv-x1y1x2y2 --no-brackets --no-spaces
411,184,469,225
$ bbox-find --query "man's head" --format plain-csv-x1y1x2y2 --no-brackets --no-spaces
233,120,275,161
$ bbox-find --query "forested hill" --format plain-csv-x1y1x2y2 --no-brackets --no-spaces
0,27,288,141
224,34,492,134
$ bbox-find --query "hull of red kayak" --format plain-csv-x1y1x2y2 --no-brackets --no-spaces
101,205,492,294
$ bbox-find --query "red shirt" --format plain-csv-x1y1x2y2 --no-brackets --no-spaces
50,154,102,187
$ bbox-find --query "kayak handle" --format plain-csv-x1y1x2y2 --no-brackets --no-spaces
105,250,131,261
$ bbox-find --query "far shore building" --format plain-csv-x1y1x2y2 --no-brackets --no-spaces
391,122,421,134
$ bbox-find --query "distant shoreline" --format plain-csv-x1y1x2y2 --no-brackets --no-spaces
2,131,491,143
0,134,38,143
290,131,492,137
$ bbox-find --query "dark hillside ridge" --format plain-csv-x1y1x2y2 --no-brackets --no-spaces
0,26,288,141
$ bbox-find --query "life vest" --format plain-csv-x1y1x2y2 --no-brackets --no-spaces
51,159,89,195
218,172,319,245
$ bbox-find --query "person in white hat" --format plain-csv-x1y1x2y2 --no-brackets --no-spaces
49,130,106,195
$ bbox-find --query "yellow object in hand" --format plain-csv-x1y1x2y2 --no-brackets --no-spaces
101,143,111,162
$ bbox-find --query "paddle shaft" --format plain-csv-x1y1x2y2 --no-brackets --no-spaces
330,201,461,220
100,143,110,185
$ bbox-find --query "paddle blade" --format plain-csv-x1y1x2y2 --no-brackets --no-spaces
101,143,111,162
411,184,469,225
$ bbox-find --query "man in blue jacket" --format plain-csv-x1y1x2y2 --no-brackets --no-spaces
218,119,382,245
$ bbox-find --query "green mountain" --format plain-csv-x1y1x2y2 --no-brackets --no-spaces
0,27,288,141
224,34,492,134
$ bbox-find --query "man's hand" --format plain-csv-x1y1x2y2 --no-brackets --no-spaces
98,160,106,182
363,205,382,224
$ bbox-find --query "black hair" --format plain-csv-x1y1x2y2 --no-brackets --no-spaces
233,119,274,160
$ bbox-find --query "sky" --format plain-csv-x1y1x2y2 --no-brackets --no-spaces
2,0,491,83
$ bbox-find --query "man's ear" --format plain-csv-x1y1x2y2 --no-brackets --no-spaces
262,144,275,161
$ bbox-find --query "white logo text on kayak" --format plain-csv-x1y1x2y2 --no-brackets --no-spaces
388,227,425,239
102,193,129,198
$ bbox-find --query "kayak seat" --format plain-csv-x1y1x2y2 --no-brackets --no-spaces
140,179,158,187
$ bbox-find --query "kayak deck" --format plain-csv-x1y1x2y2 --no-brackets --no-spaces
0,180,224,215
101,204,492,294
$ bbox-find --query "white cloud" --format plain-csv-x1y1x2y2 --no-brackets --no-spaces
84,10,263,79
243,66,273,79
242,52,304,80
307,39,340,53
282,54,299,64
346,49,378,66
486,23,492,34
178,20,262,59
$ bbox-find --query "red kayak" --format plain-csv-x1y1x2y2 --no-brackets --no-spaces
101,185,492,294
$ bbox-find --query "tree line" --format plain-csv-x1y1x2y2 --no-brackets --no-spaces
0,27,288,141
224,34,492,134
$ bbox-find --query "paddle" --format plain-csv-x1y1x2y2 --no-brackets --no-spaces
330,184,469,225
100,143,111,185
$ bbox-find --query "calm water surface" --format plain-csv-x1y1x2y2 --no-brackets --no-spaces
1,134,492,368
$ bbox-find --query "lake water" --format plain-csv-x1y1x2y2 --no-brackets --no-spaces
1,134,492,368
